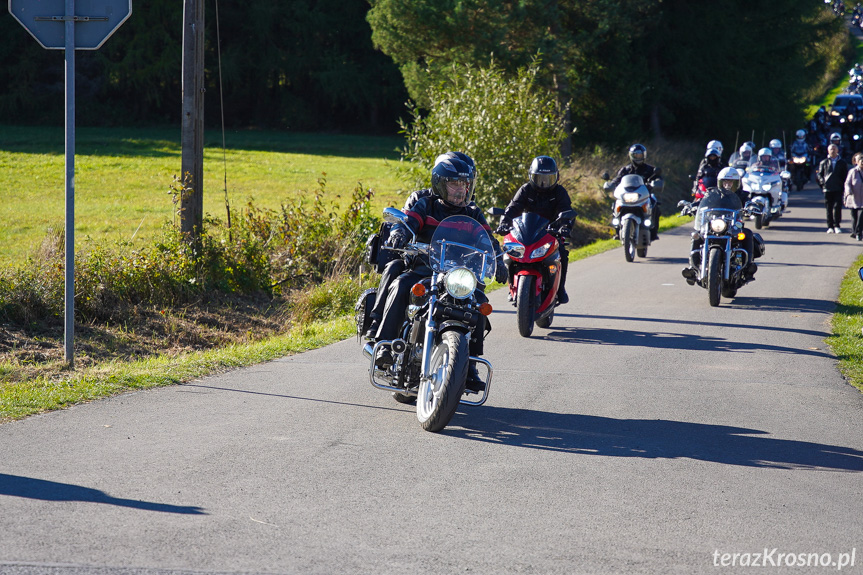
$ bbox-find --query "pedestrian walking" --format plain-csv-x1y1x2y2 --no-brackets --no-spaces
844,152,863,240
817,144,849,233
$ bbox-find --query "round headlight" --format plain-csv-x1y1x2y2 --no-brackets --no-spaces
622,192,640,203
444,267,477,299
762,183,772,192
530,243,552,259
710,219,728,233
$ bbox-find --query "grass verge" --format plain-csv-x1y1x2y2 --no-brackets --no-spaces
826,254,863,392
0,316,354,422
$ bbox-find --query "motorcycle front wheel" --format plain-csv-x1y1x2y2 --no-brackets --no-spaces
707,247,723,307
416,330,468,432
516,275,536,337
623,219,636,262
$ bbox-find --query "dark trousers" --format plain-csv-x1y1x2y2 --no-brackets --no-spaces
369,258,406,322
824,190,843,228
851,208,863,236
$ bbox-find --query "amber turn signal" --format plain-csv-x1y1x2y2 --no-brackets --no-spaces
737,232,746,241
411,283,426,297
478,302,493,316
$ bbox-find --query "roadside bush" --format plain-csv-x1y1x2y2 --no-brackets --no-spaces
398,60,569,208
0,182,379,326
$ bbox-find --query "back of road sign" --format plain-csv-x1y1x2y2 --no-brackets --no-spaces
8,0,132,50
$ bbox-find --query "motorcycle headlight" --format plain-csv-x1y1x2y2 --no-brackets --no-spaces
622,192,640,203
503,241,525,258
444,267,477,299
530,242,552,259
710,219,729,233
762,183,772,192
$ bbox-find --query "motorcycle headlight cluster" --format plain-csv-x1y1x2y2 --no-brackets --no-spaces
530,242,552,259
622,192,641,203
710,219,729,234
444,267,477,299
761,183,772,192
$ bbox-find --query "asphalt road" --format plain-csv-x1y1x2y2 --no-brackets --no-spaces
1,183,862,575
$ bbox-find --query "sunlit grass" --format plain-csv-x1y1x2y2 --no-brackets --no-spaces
826,254,863,392
0,125,409,263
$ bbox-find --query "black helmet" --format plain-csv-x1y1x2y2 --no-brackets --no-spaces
431,157,472,208
629,143,646,165
528,156,559,191
435,151,477,201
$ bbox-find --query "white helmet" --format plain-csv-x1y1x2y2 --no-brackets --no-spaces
707,140,724,155
717,167,741,193
831,132,842,144
758,148,773,163
705,147,721,160
739,143,753,156
796,129,806,140
769,138,782,150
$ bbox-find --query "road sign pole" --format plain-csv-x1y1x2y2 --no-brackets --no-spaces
64,0,75,364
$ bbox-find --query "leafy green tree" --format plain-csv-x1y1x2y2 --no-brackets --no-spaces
399,60,568,208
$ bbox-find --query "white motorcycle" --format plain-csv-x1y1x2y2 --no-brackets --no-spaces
603,173,662,262
740,167,790,229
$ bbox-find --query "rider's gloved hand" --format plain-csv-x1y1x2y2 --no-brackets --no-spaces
386,229,408,249
558,226,572,238
495,220,512,236
494,258,508,284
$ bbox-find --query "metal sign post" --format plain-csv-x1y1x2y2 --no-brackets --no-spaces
8,0,131,364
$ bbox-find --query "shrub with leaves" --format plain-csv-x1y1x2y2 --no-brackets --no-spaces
0,181,379,326
398,59,569,208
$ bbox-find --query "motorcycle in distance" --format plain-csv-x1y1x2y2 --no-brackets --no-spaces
487,207,576,338
678,199,765,307
601,172,663,262
787,150,810,191
740,165,790,229
356,208,498,432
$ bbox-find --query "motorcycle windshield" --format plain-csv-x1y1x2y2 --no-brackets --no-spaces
428,215,496,282
695,191,742,229
511,212,553,247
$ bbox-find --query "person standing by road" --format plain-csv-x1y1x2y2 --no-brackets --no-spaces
843,152,863,240
817,144,849,233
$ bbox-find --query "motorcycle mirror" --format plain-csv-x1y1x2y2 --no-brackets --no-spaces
558,209,577,221
677,200,688,208
487,207,505,216
601,171,610,180
383,207,409,224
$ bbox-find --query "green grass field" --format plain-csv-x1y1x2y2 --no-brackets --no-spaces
0,125,409,263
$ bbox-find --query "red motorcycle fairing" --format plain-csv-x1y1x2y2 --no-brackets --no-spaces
505,232,562,314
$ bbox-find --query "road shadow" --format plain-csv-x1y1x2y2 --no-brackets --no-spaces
538,326,833,358
549,312,832,338
445,408,863,471
0,474,207,514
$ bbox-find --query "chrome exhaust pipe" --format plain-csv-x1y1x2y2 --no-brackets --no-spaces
362,342,375,361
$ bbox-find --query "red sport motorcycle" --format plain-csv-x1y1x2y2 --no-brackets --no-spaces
489,208,576,337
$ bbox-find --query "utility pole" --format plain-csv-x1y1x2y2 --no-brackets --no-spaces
181,0,205,239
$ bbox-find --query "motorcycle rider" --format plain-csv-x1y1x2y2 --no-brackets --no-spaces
752,148,780,173
830,132,849,161
707,140,724,162
768,139,786,170
681,167,758,285
496,155,576,303
372,157,506,390
602,143,662,242
728,143,754,169
364,152,477,339
697,147,723,182
789,129,813,181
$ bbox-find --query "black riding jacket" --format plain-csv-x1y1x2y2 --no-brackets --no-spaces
502,183,573,224
607,162,659,189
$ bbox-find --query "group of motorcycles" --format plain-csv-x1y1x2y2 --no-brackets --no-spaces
355,204,573,431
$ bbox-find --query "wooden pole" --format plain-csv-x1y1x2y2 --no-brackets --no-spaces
181,0,205,239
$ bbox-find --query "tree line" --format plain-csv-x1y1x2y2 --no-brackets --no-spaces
0,0,851,146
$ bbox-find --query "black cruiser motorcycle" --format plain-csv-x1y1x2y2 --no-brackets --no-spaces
355,208,497,432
